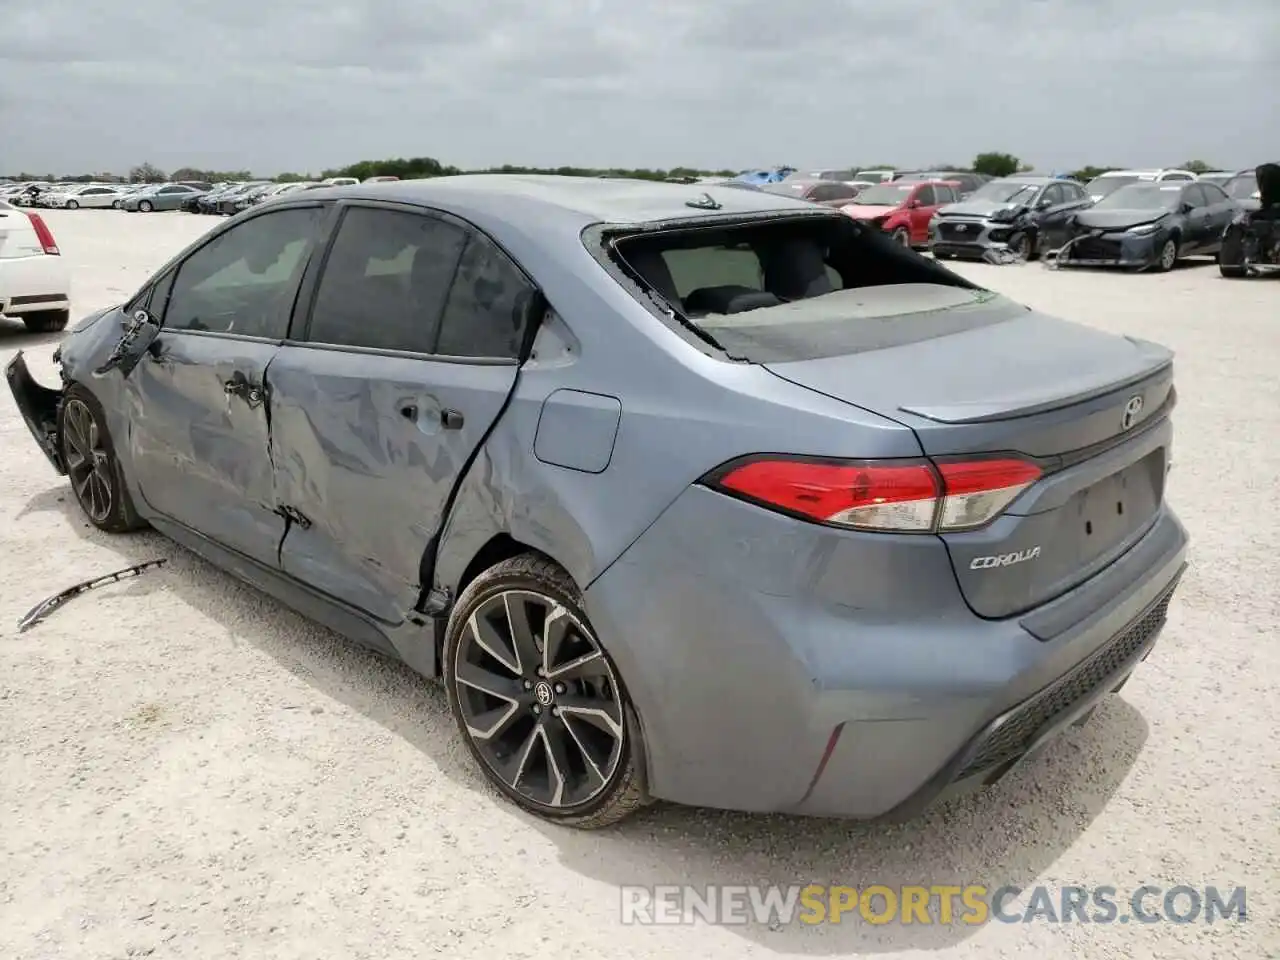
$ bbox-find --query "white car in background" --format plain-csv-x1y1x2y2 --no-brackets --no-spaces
39,184,126,210
1084,168,1199,202
0,200,70,332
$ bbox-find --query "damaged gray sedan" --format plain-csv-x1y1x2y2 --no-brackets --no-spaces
7,176,1188,828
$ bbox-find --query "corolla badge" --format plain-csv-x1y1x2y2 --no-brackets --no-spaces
970,546,1041,570
1121,394,1144,430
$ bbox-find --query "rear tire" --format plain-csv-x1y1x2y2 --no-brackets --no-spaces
443,553,647,828
111,199,122,209
58,384,147,534
22,309,70,333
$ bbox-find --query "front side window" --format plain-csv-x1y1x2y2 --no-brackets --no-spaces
164,206,323,338
306,206,467,353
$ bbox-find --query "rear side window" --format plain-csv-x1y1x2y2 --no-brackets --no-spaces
610,215,1008,363
436,233,536,359
306,207,467,353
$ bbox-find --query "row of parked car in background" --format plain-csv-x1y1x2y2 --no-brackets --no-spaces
0,175,399,214
3,164,1273,278
686,164,1268,275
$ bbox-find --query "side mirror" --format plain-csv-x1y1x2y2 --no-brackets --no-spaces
1180,202,1194,214
96,310,161,378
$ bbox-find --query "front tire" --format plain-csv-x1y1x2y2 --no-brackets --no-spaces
443,553,647,828
66,199,79,210
22,309,70,333
111,199,122,209
58,385,147,534
1155,236,1178,272
138,199,153,212
890,227,910,247
1007,231,1033,260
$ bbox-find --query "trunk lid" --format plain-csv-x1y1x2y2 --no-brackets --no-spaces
764,299,1174,619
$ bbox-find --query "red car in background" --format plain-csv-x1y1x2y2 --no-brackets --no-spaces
838,179,961,248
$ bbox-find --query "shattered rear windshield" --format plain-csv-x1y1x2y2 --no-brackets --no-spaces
608,215,1021,363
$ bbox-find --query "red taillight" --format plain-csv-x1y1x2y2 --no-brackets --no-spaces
705,455,1042,533
27,213,59,255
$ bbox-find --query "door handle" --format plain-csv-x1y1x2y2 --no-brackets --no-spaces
441,408,464,430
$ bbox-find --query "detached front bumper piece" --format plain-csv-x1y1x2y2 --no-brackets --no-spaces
1055,232,1160,268
5,350,66,473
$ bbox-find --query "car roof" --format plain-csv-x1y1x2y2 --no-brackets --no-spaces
991,176,1056,185
295,174,822,234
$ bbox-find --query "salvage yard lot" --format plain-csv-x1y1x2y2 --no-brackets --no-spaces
1,210,1276,960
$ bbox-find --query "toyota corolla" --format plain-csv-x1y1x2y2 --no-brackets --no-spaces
6,176,1187,828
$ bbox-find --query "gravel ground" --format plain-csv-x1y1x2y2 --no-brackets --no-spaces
1,210,1276,960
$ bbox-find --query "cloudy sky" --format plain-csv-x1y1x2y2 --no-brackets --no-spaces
3,0,1277,177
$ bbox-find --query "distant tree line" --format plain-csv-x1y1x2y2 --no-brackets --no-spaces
2,154,1229,185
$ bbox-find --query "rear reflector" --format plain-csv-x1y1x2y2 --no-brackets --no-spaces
705,455,1042,533
26,213,59,255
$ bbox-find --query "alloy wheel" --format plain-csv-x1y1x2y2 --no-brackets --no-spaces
452,589,626,810
1159,240,1177,271
62,398,114,524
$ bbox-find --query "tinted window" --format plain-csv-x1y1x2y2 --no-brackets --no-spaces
1184,185,1209,207
1060,182,1084,201
1041,184,1066,206
436,232,537,359
307,207,467,353
1162,173,1193,181
165,207,322,338
159,185,185,194
935,185,957,204
914,185,936,206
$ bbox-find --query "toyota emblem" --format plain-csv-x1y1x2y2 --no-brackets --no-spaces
1121,395,1144,430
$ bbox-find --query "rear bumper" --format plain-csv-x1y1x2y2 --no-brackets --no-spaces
584,485,1188,819
5,350,66,473
0,256,71,315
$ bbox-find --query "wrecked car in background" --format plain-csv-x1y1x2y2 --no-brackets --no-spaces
837,179,961,248
1056,180,1238,273
6,175,1187,830
1218,163,1280,278
929,176,1093,261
